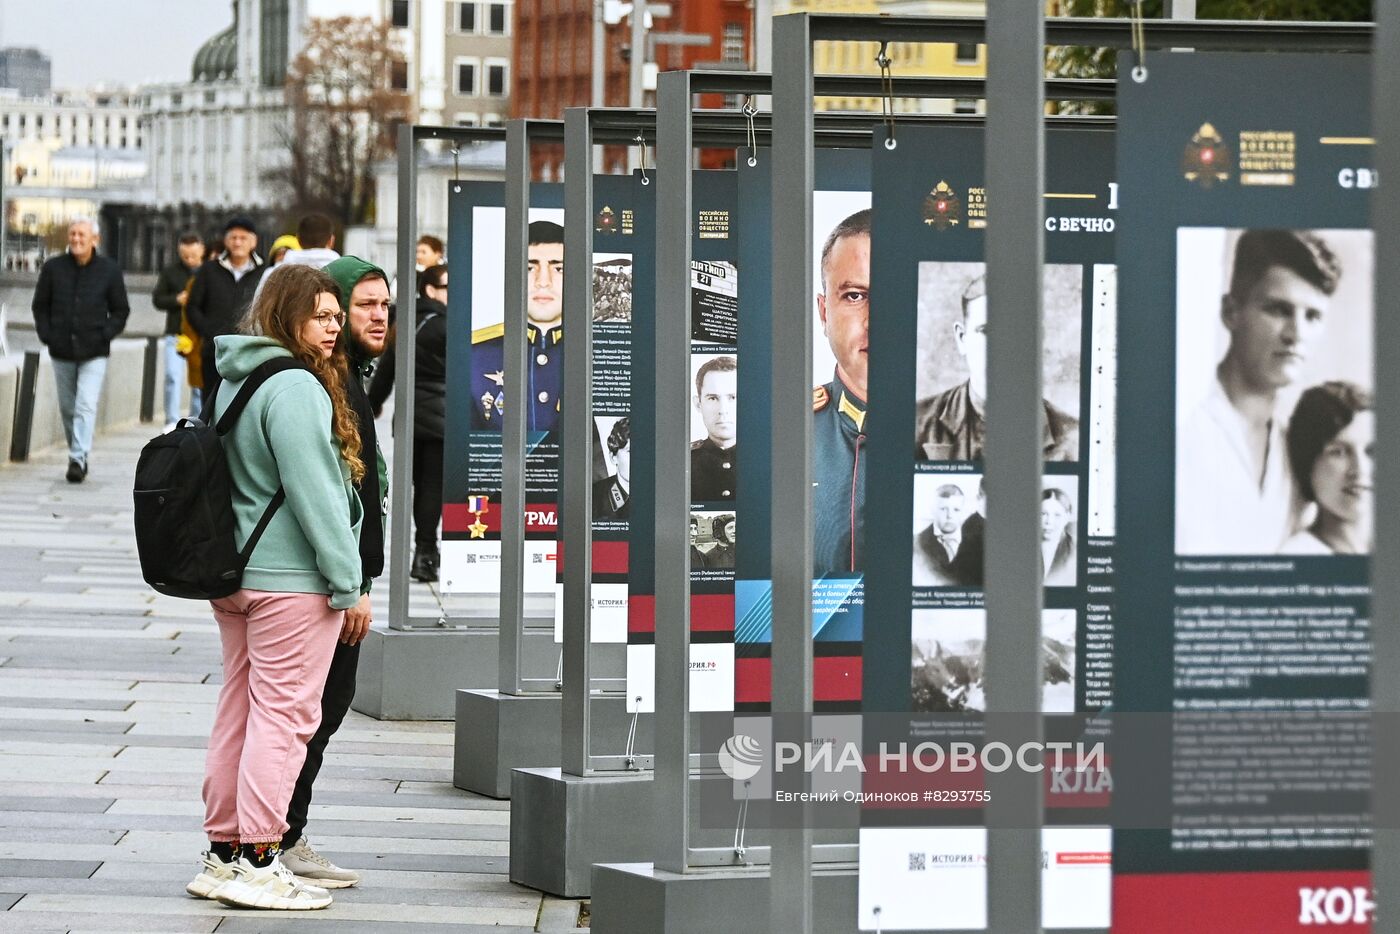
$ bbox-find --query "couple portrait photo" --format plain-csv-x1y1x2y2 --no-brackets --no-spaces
1174,227,1373,557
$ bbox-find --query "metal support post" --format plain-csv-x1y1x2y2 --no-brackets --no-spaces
562,107,596,775
1372,0,1400,925
630,1,647,108
389,122,419,631
140,336,158,423
500,120,532,694
770,15,815,934
593,0,606,107
984,4,1045,933
654,69,694,874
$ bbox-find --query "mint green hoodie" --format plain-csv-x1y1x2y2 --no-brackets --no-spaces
213,335,364,609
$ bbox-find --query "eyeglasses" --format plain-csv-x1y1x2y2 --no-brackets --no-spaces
312,312,347,329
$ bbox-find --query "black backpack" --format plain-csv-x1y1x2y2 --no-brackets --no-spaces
133,358,306,599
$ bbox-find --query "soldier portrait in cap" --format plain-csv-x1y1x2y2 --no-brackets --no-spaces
593,416,632,520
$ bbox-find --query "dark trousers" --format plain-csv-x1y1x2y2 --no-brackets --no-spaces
200,341,222,402
282,638,360,849
413,437,443,550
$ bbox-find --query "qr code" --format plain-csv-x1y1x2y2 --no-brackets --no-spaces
908,852,926,872
532,554,543,564
465,555,477,564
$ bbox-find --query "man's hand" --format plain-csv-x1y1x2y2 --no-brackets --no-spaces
177,289,189,306
341,593,372,645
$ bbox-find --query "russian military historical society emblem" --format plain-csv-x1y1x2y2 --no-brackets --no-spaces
1182,122,1232,188
922,181,962,230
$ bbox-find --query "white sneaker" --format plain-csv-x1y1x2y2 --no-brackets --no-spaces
214,854,333,910
282,835,361,888
185,850,237,899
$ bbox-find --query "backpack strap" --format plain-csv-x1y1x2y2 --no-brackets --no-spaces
215,357,307,435
214,356,310,568
238,487,287,566
415,311,441,335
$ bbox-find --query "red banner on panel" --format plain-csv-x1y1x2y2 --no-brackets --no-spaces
1114,872,1372,932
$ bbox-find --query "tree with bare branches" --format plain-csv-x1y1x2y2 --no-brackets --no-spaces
275,16,410,225
1047,0,1369,114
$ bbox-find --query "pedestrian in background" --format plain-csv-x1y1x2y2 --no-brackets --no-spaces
252,213,341,306
267,234,300,266
29,218,130,483
416,234,445,272
187,216,267,393
187,263,365,911
152,231,205,429
369,263,448,581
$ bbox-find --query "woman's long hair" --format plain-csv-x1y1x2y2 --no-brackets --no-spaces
242,264,365,484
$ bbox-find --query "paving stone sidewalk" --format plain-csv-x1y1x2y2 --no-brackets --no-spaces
0,420,583,933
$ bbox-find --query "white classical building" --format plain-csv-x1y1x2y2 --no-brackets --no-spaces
140,0,308,210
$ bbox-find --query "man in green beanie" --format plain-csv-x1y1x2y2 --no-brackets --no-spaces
278,255,391,889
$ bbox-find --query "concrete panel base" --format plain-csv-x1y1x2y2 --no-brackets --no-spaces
454,690,562,798
456,689,648,799
509,767,655,897
355,621,628,721
590,862,857,934
353,626,505,720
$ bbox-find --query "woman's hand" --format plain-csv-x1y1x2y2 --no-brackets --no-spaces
341,594,372,645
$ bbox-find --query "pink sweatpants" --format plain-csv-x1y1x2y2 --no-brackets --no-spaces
203,589,344,844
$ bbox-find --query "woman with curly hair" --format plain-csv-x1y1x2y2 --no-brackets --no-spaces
1283,381,1373,555
184,263,365,911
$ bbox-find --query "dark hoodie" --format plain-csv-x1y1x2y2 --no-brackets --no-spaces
325,256,390,582
367,296,447,440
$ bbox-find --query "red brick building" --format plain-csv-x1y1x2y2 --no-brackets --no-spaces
512,0,752,175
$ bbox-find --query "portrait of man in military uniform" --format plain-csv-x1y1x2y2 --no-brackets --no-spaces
471,220,565,432
691,355,737,501
593,417,631,519
812,208,871,577
705,515,736,569
688,512,736,570
915,271,1079,463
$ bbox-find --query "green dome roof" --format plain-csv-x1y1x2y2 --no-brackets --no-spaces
192,23,237,83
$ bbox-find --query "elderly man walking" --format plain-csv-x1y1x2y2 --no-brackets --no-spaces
31,219,130,483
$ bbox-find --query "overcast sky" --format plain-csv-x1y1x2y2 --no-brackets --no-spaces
0,0,379,89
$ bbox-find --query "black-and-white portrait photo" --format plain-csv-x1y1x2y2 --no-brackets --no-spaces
592,253,632,323
690,511,736,570
911,473,984,588
914,262,1082,463
1040,476,1078,587
910,609,1077,714
690,353,737,503
1174,228,1374,556
593,415,631,520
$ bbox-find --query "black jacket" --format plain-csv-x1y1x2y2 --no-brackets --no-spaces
31,252,130,362
186,256,266,340
347,348,386,580
152,261,199,335
367,298,447,441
